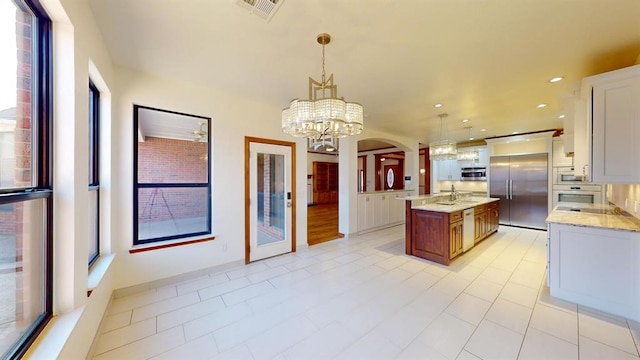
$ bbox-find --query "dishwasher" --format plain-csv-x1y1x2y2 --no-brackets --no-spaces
463,208,475,252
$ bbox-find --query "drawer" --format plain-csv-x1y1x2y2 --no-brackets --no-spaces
450,210,463,223
487,200,499,209
474,203,487,213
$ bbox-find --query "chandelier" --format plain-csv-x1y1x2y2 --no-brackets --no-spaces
282,33,364,151
457,126,479,161
429,113,457,160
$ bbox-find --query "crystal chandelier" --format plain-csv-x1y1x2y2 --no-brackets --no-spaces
457,126,479,161
429,113,457,160
282,33,364,151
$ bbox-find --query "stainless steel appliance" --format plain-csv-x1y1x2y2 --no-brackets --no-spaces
553,166,587,185
490,153,548,229
461,167,486,181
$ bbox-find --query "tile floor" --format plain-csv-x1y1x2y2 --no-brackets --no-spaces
91,225,640,359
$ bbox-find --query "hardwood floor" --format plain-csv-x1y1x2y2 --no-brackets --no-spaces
307,203,343,246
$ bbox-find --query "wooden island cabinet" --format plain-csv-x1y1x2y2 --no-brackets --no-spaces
405,197,499,265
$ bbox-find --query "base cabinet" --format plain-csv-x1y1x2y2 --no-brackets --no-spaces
548,223,640,322
358,192,410,233
449,220,463,259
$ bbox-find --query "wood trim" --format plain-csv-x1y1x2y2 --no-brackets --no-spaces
244,137,297,264
129,236,216,254
358,155,366,192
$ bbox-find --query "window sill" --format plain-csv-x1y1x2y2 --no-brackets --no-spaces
87,254,116,297
129,235,216,254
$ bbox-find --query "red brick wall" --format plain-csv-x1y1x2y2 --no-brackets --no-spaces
138,137,208,223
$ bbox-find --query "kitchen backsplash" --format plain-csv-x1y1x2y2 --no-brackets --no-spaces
607,184,640,220
438,180,488,194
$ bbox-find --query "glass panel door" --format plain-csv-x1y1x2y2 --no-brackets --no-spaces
249,142,292,261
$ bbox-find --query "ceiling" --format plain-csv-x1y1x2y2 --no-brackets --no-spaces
88,0,640,148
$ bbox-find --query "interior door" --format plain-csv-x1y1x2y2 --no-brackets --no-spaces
248,142,293,262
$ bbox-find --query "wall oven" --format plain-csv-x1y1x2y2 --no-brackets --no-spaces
552,184,604,208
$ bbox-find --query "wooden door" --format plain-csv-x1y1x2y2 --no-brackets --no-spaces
383,165,403,190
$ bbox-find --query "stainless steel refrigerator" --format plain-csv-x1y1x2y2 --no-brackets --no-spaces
489,153,548,229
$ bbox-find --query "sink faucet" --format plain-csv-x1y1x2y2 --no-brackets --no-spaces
450,184,458,202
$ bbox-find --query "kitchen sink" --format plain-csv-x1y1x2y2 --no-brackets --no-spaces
436,201,457,205
455,200,480,204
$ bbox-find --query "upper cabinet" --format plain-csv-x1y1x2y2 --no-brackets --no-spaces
581,65,640,183
552,139,573,167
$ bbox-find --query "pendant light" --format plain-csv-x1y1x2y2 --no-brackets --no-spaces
429,113,457,160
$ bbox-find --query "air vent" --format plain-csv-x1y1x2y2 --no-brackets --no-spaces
236,0,284,22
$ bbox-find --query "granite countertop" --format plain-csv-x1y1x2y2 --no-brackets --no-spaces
546,202,640,233
411,196,499,213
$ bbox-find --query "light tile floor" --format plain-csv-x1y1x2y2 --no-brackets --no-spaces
91,226,640,360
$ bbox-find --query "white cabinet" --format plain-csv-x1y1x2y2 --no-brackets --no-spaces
374,194,390,226
581,65,640,183
548,223,640,321
358,192,409,233
437,159,460,181
552,139,573,167
457,146,489,168
357,194,375,231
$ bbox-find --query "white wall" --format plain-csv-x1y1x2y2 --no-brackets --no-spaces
307,152,338,174
111,66,309,289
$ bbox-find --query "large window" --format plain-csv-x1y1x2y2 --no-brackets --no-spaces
88,81,99,266
0,0,52,358
133,105,211,245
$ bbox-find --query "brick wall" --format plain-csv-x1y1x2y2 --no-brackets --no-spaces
138,136,208,223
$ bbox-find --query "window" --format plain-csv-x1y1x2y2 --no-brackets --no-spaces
88,81,99,266
0,0,52,358
133,105,211,245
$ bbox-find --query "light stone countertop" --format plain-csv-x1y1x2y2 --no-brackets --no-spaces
410,196,499,213
546,202,640,233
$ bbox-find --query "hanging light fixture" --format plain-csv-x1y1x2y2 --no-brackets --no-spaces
282,33,364,151
429,113,457,160
457,126,479,161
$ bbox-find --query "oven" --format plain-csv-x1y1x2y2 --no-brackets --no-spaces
461,167,486,181
553,166,587,185
552,184,604,208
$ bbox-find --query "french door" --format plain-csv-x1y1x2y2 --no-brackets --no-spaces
245,138,295,262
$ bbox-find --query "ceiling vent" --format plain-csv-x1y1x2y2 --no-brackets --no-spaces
236,0,284,22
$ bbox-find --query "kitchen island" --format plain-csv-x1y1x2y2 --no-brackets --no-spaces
546,203,640,322
405,194,499,265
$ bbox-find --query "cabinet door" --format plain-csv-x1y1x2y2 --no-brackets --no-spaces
552,139,573,167
375,194,390,227
591,75,640,183
449,221,463,258
474,213,484,243
438,159,460,181
358,195,375,231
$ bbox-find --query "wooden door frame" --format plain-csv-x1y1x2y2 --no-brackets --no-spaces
358,155,367,192
244,137,296,264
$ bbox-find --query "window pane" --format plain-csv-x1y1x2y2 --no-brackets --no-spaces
137,187,209,241
137,137,208,184
0,198,46,357
88,189,98,263
0,1,35,189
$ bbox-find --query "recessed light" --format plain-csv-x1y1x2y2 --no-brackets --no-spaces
480,128,487,132
381,157,386,161
558,114,565,119
462,119,469,123
537,103,547,108
434,103,443,108
549,76,564,83
512,131,519,134
469,137,475,140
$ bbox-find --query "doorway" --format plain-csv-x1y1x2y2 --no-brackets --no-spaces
245,137,296,263
307,158,342,245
